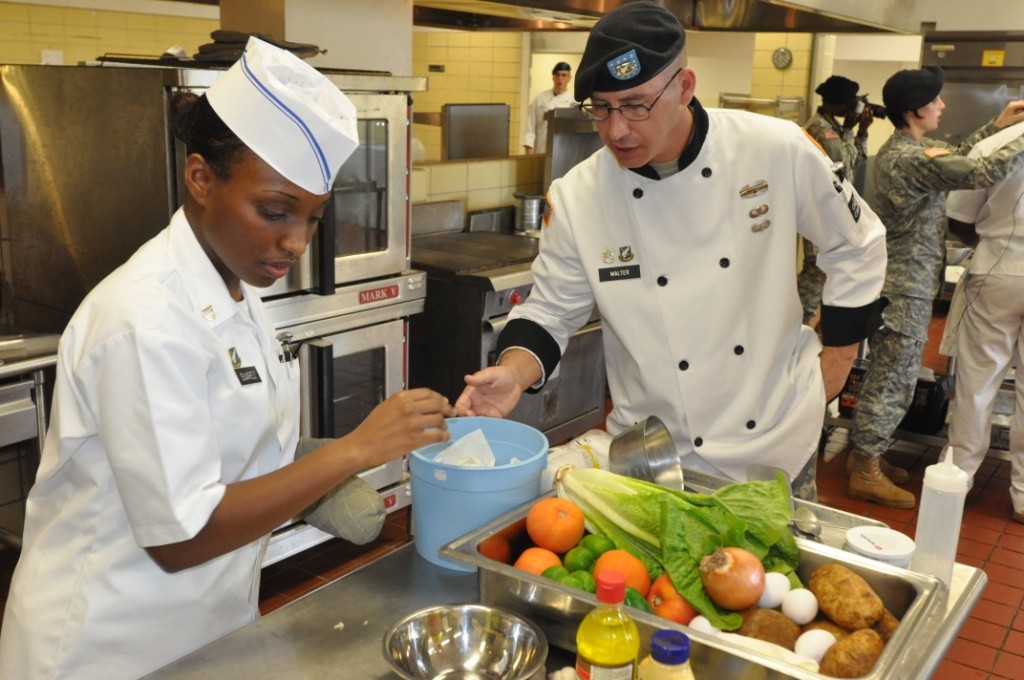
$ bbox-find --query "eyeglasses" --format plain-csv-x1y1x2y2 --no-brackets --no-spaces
579,69,682,122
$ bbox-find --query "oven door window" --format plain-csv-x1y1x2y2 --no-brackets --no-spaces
332,119,388,256
299,318,405,439
330,346,386,435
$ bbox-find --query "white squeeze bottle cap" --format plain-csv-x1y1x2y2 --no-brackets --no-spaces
924,446,970,493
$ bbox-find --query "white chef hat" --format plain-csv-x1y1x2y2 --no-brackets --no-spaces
206,36,359,195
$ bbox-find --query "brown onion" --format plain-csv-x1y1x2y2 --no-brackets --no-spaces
699,546,766,610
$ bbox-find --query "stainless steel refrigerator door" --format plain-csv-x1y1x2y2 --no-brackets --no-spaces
0,65,174,331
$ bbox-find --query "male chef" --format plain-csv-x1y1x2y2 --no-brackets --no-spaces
455,1,886,500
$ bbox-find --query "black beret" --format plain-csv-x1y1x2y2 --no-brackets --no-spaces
882,66,944,114
815,75,859,104
552,61,572,74
574,1,686,102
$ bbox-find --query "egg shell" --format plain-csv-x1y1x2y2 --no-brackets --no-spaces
781,588,819,625
688,615,719,635
757,571,792,608
794,628,837,663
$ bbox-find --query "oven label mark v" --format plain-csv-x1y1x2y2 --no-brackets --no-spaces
359,284,400,304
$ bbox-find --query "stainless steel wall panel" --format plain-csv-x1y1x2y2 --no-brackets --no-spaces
0,65,173,331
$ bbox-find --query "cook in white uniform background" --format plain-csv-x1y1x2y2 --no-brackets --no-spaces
0,37,455,679
945,120,1024,524
456,1,887,499
522,61,576,154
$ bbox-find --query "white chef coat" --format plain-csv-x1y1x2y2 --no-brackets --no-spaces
523,88,576,153
946,122,1024,512
0,208,300,679
512,107,886,481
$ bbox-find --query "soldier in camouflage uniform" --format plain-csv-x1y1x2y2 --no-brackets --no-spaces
847,66,1024,508
800,75,875,325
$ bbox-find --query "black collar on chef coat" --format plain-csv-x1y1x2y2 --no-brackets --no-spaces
627,96,710,181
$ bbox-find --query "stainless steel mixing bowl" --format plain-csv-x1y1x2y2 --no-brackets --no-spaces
382,603,548,679
608,415,683,489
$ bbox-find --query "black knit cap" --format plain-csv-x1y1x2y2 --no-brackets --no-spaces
815,75,859,105
552,61,572,74
574,0,686,102
882,66,944,114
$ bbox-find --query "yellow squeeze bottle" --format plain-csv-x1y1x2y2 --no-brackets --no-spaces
575,570,640,680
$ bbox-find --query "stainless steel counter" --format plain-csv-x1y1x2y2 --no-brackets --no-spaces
145,544,571,678
147,540,985,679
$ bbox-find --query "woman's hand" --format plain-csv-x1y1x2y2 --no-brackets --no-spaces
346,388,456,467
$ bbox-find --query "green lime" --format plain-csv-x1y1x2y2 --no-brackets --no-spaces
563,546,596,573
572,570,596,593
556,571,588,590
580,534,615,558
541,565,569,581
624,586,653,613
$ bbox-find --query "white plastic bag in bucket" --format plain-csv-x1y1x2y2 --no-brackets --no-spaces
409,417,548,571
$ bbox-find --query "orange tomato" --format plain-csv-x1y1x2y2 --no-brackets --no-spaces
513,546,562,575
478,534,512,564
526,497,586,554
646,573,698,625
593,549,651,597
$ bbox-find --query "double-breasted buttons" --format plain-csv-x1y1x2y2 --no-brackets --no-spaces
734,345,744,355
746,420,756,430
701,167,712,178
632,188,643,198
657,276,668,286
694,437,703,447
719,258,730,268
678,360,689,371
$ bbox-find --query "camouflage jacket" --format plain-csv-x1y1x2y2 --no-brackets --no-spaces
873,122,1024,299
803,110,867,177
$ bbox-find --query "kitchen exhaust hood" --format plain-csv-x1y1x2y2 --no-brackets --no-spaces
413,0,921,33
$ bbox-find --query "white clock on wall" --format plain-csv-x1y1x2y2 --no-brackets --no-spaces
772,47,793,70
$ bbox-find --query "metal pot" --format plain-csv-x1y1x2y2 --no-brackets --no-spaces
513,192,545,232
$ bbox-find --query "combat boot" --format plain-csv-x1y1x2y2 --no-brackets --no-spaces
846,451,910,484
847,452,916,509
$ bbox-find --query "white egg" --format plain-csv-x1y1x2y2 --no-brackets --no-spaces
688,615,719,635
794,629,837,663
757,571,792,608
781,588,819,625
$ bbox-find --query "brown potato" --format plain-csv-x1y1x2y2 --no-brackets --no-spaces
737,607,801,651
818,628,886,678
808,563,884,630
803,618,851,641
872,607,900,643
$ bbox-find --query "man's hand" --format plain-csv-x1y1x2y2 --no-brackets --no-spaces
455,348,542,417
821,343,860,402
994,100,1024,128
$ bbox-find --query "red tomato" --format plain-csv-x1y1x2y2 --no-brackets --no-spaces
646,573,698,625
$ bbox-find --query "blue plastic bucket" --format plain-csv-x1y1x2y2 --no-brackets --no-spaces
409,417,548,571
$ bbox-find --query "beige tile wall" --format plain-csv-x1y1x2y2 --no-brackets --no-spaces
750,32,813,119
0,1,216,65
412,30,523,162
411,154,545,211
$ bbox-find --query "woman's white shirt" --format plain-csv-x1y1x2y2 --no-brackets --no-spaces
0,208,300,679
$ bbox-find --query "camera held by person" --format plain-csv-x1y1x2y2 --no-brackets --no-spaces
857,95,887,119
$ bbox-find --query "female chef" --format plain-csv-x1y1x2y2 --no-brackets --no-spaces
0,37,455,679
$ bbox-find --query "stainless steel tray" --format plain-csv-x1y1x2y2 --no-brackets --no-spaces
441,485,944,680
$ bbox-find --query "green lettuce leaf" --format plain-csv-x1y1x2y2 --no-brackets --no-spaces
556,468,800,631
